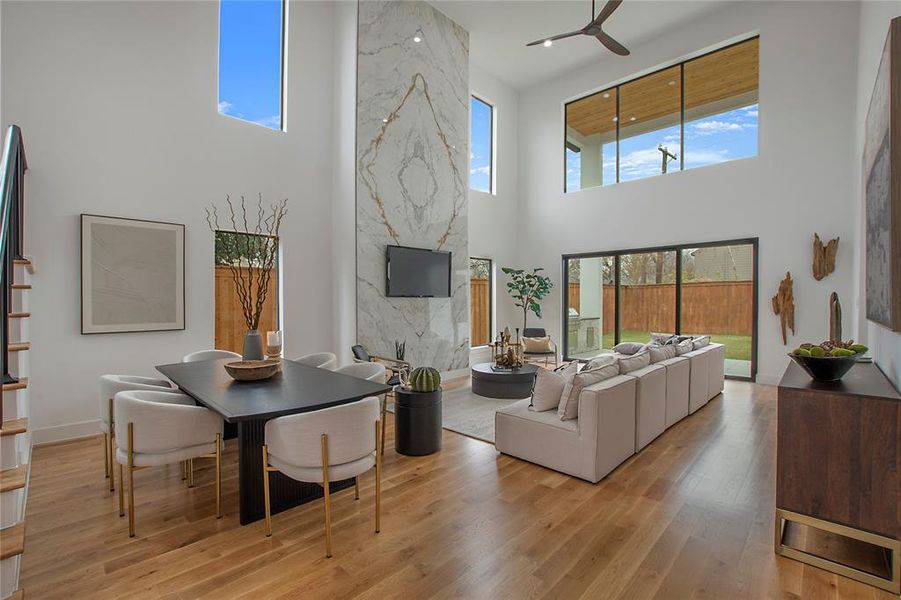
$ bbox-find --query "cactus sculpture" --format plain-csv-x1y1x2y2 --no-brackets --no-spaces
829,292,842,342
409,367,441,393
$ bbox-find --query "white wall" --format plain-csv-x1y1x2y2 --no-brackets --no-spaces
1,0,342,442
854,0,901,389
516,1,861,384
468,63,521,362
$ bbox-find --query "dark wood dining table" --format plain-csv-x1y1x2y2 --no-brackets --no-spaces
156,358,391,525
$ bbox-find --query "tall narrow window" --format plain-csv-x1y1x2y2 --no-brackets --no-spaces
218,0,285,131
470,96,494,193
470,258,492,347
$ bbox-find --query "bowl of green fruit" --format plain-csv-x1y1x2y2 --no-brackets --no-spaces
788,341,868,382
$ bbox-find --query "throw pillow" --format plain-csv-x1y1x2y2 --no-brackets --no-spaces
650,332,676,345
692,335,711,350
647,343,676,363
675,339,694,355
617,349,651,373
530,361,577,411
557,363,619,421
584,352,618,371
613,341,646,355
522,336,552,353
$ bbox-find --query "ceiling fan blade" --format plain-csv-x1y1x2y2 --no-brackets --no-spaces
526,29,586,46
589,0,624,27
595,30,630,55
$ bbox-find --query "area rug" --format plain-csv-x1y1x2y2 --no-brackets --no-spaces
388,386,526,444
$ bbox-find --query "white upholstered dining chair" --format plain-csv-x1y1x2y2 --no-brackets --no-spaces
114,390,224,538
293,352,338,370
261,397,382,558
182,349,241,362
335,362,389,454
99,375,173,491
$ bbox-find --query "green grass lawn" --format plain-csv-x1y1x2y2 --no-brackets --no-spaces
601,331,752,361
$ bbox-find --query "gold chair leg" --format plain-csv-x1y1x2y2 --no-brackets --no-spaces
321,434,332,558
215,433,222,519
188,458,194,488
375,419,381,534
108,429,116,492
354,476,360,501
262,445,272,537
380,396,388,456
103,433,110,478
127,422,135,538
118,463,125,517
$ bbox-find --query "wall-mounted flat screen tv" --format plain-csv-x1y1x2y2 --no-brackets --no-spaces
386,245,451,298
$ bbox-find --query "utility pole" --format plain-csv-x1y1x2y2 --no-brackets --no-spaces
658,144,678,174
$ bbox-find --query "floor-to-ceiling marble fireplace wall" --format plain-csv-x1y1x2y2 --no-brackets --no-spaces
356,0,470,372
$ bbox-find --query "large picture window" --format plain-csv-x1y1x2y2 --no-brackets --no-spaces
563,239,758,380
564,37,758,192
218,0,286,131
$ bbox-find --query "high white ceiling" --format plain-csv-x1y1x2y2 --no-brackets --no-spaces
430,0,729,90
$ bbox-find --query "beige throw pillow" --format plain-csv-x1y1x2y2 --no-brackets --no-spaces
617,349,651,373
675,339,694,356
522,336,552,353
692,335,711,350
647,343,676,363
530,361,577,412
584,352,618,371
613,341,646,355
557,363,619,421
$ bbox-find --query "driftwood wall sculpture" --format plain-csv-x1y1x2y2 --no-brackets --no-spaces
812,233,839,280
772,272,795,345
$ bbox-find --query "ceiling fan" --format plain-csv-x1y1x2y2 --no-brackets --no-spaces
527,0,630,56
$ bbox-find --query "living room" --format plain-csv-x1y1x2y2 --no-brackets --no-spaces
1,0,900,598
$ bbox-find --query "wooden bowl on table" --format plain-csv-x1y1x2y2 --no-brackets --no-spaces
224,359,281,381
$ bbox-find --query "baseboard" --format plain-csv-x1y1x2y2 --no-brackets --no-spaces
32,419,100,446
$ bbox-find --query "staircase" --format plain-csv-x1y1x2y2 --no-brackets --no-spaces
1,125,30,600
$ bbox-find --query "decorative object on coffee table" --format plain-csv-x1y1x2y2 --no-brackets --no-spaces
471,362,539,399
223,359,281,381
812,233,839,280
206,195,287,360
772,271,795,345
395,366,442,456
501,266,553,331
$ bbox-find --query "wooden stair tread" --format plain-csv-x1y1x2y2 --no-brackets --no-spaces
0,522,25,560
0,418,28,437
8,342,30,352
0,465,26,493
2,378,27,392
8,312,30,319
10,283,31,290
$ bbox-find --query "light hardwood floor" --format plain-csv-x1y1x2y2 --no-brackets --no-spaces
20,381,896,599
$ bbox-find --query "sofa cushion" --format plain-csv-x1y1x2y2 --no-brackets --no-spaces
613,341,645,355
650,332,675,344
692,335,710,350
617,350,651,373
498,399,578,433
647,343,676,363
522,336,552,353
674,339,693,356
530,361,577,412
558,363,619,421
584,352,618,371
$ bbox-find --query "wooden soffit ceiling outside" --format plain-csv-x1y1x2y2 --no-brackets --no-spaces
567,37,759,138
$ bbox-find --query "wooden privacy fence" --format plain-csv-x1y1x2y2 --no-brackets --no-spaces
214,266,279,354
470,277,491,347
568,281,753,335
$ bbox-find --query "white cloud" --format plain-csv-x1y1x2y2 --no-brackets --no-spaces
684,149,731,167
691,120,746,135
255,115,282,130
470,165,490,176
218,100,234,114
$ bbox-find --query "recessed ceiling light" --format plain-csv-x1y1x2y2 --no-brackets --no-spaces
603,93,610,99
630,116,636,121
543,39,553,47
413,36,422,43
668,80,676,86
612,116,618,122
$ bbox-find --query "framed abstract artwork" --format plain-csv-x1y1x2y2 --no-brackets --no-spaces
81,214,185,334
863,17,901,332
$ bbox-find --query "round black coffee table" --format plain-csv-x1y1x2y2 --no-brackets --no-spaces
471,362,539,399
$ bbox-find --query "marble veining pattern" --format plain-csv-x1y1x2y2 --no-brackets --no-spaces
356,0,469,371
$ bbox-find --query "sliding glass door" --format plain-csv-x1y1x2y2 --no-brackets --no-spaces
562,238,758,380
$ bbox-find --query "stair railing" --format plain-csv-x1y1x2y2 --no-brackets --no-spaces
1,125,27,387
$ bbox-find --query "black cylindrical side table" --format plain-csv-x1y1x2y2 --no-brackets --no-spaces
394,388,442,456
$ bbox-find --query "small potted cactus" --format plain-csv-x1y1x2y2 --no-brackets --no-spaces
394,366,443,455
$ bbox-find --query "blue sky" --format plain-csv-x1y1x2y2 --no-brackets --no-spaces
470,97,492,193
566,103,758,191
218,0,283,130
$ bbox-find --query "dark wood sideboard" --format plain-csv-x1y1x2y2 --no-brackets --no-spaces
776,361,901,594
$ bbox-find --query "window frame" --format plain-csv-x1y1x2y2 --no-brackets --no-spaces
561,237,759,381
563,35,759,192
217,0,288,132
470,94,496,195
469,256,494,348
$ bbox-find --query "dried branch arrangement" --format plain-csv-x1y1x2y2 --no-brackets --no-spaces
772,271,795,345
206,195,288,331
812,233,839,280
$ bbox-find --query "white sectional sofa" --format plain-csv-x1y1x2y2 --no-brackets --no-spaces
495,339,725,483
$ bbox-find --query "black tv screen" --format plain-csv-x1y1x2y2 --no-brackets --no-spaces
386,245,451,298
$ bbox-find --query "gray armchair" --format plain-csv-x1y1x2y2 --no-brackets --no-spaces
521,327,558,368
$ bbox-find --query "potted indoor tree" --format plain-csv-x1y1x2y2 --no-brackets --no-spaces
502,267,554,331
